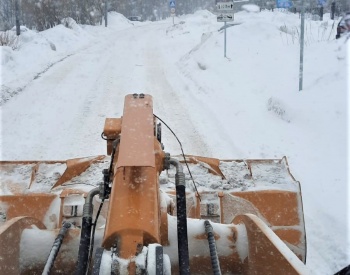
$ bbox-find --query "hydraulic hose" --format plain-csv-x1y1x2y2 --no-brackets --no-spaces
170,158,190,275
42,221,72,275
75,187,100,275
204,220,222,275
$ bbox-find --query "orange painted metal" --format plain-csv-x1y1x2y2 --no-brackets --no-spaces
232,191,306,262
59,189,88,226
0,217,46,275
234,214,307,274
232,190,300,226
19,226,83,274
103,118,122,155
0,194,56,222
0,94,308,274
102,95,165,259
117,94,156,168
52,156,106,189
0,160,65,194
174,155,306,263
0,156,105,192
166,190,306,263
184,155,225,178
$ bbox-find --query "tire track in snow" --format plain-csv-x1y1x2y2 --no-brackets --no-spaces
137,26,214,157
2,23,223,160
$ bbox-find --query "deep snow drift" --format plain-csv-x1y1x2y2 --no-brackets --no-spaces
1,9,349,274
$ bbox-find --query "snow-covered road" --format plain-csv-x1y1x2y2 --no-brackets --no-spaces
1,10,349,274
1,22,220,160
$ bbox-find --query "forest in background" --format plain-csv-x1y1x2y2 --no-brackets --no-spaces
0,0,349,31
0,0,214,31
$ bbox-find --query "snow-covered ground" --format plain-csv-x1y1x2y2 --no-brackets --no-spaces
1,8,349,274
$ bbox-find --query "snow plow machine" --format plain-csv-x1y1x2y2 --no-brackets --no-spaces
0,94,309,275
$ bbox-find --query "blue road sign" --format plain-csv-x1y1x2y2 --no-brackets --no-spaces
318,0,326,6
170,1,176,7
276,0,292,8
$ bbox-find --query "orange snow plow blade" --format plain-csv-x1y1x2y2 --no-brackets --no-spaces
0,94,308,274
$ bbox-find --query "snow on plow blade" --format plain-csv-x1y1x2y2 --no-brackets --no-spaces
0,94,308,274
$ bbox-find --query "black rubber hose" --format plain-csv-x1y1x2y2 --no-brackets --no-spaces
87,198,105,270
204,220,222,275
334,264,350,275
92,247,105,275
176,181,190,275
75,216,93,275
169,158,190,275
42,222,72,275
75,188,99,275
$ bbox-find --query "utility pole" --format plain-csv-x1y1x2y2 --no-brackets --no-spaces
299,0,305,91
224,22,227,58
15,0,20,36
105,0,108,27
331,1,335,20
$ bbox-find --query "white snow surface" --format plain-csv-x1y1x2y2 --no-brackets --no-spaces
0,10,349,274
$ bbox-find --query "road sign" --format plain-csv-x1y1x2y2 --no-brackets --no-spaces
217,13,234,22
276,0,293,8
169,1,175,8
170,8,175,13
216,2,234,10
